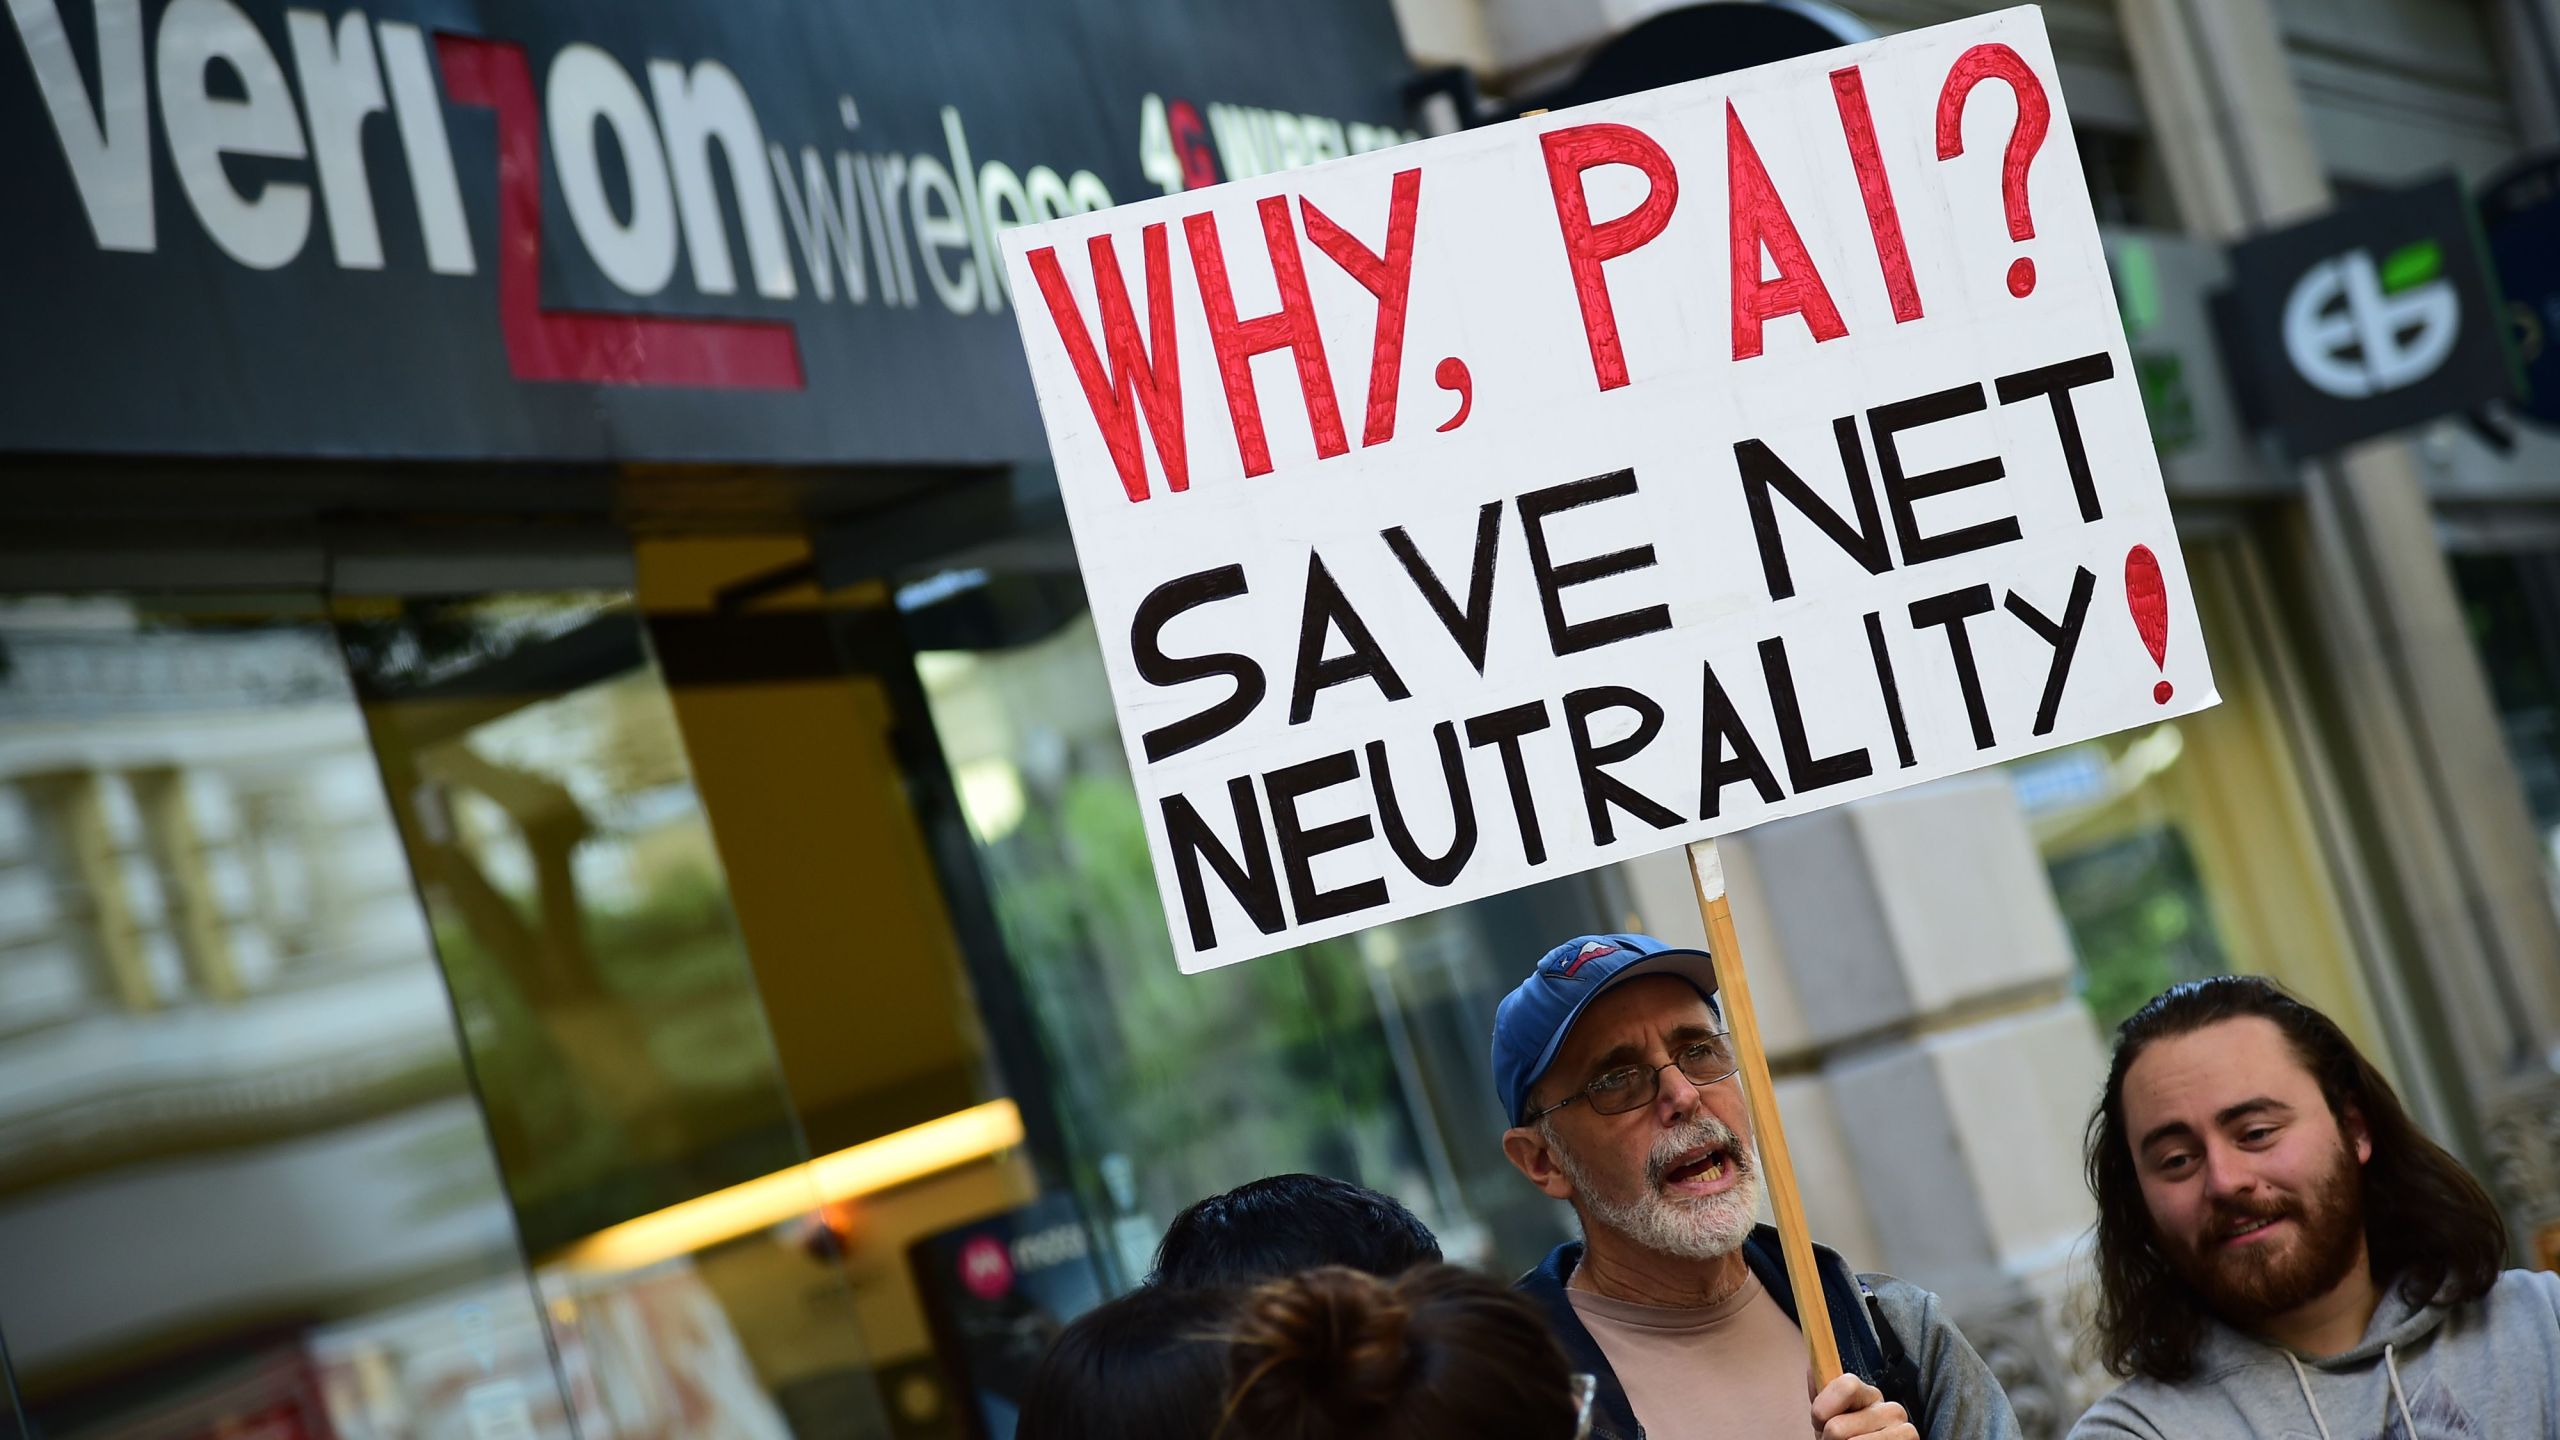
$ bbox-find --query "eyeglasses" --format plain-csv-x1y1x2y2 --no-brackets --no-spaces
1569,1373,1597,1440
1523,1033,1739,1123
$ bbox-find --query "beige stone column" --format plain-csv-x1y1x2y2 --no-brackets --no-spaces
128,767,245,1004
23,772,156,1012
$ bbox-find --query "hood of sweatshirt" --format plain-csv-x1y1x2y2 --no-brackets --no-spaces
2186,1280,2449,1377
2192,1283,2449,1439
2077,1271,2560,1440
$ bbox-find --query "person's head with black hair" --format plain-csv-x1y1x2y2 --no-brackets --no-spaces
1150,1174,1442,1289
1016,1283,1233,1440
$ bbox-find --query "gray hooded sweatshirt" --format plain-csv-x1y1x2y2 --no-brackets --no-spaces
2070,1268,2560,1439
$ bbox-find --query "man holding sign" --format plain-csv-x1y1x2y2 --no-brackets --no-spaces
1003,4,2208,1434
1494,934,2019,1440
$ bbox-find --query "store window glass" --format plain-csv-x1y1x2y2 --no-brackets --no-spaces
2003,535,2387,1049
4,1333,25,1440
336,592,907,1440
0,595,570,1440
338,593,803,1247
2454,547,2560,892
909,593,1614,1282
629,538,1076,1440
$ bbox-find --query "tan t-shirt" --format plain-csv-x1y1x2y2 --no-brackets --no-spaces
1566,1272,1812,1439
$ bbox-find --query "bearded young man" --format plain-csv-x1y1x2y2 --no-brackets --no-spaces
2072,976,2560,1439
1493,934,2021,1440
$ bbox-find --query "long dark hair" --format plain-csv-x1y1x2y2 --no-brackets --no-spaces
2085,976,2510,1381
1220,1264,1578,1440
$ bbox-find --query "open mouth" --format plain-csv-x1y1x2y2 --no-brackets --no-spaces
1660,1144,1742,1194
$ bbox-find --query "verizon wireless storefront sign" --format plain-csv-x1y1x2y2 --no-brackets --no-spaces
1004,8,2218,971
1,0,1413,461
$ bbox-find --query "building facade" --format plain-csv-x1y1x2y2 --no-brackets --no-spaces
3,2,2557,1439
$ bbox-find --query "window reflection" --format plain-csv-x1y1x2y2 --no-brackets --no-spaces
2454,548,2560,899
912,608,1609,1282
5,1339,26,1440
339,594,804,1255
0,595,567,1440
336,592,899,1440
2007,536,2383,1052
2011,727,2231,1024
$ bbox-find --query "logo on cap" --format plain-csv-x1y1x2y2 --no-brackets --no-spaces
1557,940,1619,977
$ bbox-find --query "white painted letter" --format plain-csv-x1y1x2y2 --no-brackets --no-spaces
1067,170,1112,213
939,106,998,312
1136,93,1182,196
767,142,869,304
870,152,917,307
975,157,1028,306
375,21,473,274
906,153,977,314
547,42,676,296
285,7,384,269
648,57,795,299
159,0,311,269
8,0,154,250
1024,164,1074,223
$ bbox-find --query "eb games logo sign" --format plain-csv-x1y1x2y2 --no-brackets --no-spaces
2228,175,2516,459
2281,238,2459,400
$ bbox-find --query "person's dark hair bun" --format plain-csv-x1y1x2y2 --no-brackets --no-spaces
1220,1264,1578,1440
1227,1267,1413,1426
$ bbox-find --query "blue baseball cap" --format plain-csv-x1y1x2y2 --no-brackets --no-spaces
1491,934,1721,1127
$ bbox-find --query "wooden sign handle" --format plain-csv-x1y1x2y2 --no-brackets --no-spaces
1686,838,1844,1384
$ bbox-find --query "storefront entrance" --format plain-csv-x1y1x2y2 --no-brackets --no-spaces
0,482,1630,1440
0,574,928,1440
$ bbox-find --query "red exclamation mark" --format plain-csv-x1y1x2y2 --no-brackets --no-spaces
2126,545,2172,704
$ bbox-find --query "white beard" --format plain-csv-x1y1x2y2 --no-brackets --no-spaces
1547,1114,1762,1262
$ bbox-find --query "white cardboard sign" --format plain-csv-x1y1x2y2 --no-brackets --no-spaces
1000,7,2217,972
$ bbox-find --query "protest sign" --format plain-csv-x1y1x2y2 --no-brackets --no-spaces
1001,5,2215,975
